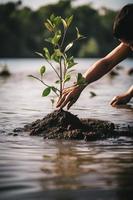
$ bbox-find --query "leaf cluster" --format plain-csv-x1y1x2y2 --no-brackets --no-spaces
29,14,85,106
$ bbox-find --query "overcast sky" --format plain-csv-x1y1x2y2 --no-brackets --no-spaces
0,0,133,10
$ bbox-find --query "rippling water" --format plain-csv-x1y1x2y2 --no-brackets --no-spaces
0,58,133,200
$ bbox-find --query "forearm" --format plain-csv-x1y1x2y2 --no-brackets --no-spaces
83,58,114,85
82,43,130,87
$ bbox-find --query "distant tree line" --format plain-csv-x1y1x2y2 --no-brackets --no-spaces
0,0,127,58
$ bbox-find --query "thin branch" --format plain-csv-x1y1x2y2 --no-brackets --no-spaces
59,58,63,97
46,59,60,79
61,28,67,48
29,75,49,87
29,75,60,96
62,55,67,90
51,89,60,97
69,36,86,47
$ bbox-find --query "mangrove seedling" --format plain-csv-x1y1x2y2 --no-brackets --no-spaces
29,14,86,106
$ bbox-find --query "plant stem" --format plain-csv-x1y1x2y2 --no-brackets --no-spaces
52,89,59,97
62,55,67,90
46,59,60,79
66,37,86,51
59,58,63,97
59,27,68,96
61,28,67,48
30,75,49,87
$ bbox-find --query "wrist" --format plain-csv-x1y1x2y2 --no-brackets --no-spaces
76,84,84,92
74,81,87,91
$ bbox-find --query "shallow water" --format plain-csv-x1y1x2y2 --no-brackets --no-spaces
0,58,133,200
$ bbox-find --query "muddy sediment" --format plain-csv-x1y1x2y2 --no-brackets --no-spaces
14,109,133,141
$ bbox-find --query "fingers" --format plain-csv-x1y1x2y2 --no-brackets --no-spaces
56,88,69,106
58,91,74,109
110,96,124,106
56,93,67,107
56,90,71,108
67,96,78,110
110,96,118,106
56,85,81,109
111,100,117,107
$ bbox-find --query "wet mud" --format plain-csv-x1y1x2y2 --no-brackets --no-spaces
14,109,133,141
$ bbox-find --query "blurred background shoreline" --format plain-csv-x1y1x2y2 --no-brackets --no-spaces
0,0,133,59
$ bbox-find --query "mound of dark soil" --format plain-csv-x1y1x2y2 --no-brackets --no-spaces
17,109,122,141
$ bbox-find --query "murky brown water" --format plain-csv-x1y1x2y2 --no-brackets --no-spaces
0,58,133,200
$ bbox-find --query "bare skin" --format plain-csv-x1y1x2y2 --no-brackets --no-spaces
56,42,132,109
110,85,133,106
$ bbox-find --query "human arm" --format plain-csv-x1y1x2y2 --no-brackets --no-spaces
56,43,131,109
110,85,133,106
83,43,130,84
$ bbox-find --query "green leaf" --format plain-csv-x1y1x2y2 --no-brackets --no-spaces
42,87,51,96
35,52,44,58
64,74,71,83
47,19,53,26
53,16,62,26
40,66,46,76
54,49,63,57
77,73,87,85
55,80,60,84
44,22,54,32
43,48,51,60
65,15,73,27
61,18,67,29
52,30,61,45
50,14,55,22
50,15,61,26
45,37,53,44
64,42,73,52
51,53,60,63
76,27,82,39
66,56,77,69
51,49,62,63
68,62,77,69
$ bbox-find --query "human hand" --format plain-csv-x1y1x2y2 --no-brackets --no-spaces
56,85,83,110
110,92,132,107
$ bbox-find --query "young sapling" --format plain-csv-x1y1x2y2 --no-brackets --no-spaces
29,14,87,106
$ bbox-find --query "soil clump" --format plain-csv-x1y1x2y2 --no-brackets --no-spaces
13,109,133,141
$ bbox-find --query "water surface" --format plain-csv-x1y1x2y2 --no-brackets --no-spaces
0,58,133,200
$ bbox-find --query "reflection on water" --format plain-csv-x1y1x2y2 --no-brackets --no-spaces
0,58,133,200
0,136,133,200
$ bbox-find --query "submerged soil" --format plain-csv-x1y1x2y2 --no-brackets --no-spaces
14,109,133,141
